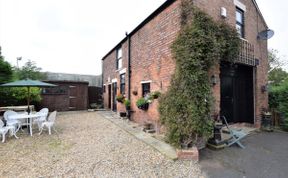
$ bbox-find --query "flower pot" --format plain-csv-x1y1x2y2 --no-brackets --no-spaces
119,112,127,117
138,103,149,110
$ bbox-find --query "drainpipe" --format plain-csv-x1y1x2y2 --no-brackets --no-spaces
126,32,131,119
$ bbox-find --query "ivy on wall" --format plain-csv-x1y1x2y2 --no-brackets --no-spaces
159,1,240,148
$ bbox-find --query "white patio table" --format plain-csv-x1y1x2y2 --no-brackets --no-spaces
8,112,46,136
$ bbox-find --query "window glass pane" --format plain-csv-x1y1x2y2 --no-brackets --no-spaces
142,83,150,97
120,74,125,94
117,48,122,59
116,47,122,69
236,11,242,23
118,58,122,69
236,24,244,38
236,24,242,34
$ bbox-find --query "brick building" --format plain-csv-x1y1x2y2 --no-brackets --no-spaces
102,0,269,128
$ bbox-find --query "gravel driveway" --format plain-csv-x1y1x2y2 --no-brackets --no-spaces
0,111,204,177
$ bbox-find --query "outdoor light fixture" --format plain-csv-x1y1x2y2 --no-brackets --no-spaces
211,75,217,86
261,84,268,93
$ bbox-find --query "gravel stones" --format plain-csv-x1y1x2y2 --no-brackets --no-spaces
0,111,204,177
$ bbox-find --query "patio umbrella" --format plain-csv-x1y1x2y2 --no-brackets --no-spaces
0,79,57,112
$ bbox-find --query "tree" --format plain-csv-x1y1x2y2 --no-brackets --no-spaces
268,49,282,71
0,46,13,83
16,60,46,80
268,68,288,86
268,49,288,85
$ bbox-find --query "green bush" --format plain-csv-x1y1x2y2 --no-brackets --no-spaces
0,87,41,106
269,79,288,130
159,5,240,148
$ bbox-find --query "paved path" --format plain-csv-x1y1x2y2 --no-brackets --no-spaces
99,111,178,160
0,111,203,177
200,131,288,178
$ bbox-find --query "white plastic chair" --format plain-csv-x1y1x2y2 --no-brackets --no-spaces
0,119,18,143
39,111,57,135
3,110,21,132
33,108,49,131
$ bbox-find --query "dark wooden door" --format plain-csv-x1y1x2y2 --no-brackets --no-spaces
220,62,254,123
112,82,117,111
108,84,111,109
69,85,77,110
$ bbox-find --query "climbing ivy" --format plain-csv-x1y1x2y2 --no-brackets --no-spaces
159,2,240,148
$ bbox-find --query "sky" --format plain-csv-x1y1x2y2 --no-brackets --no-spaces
0,0,287,75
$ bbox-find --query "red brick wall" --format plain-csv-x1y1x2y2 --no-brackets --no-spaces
102,0,268,128
194,0,268,127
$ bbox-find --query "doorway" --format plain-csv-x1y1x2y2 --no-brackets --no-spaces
112,82,117,111
220,62,254,123
108,84,111,109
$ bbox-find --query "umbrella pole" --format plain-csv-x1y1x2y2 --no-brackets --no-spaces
27,86,31,113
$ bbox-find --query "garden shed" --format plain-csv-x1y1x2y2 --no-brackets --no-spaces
40,81,89,111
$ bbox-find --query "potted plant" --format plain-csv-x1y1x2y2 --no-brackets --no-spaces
151,91,161,99
136,97,149,110
124,99,131,110
116,94,125,103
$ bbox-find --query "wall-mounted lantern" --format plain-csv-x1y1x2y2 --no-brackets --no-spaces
261,84,268,93
211,75,217,86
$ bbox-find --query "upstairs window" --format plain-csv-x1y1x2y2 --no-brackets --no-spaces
142,83,150,97
120,74,125,94
236,8,245,38
116,47,122,70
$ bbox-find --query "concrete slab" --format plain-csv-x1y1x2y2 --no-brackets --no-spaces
200,131,288,178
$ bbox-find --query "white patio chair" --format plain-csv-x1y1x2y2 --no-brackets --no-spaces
3,110,21,132
33,108,49,131
0,119,18,143
39,111,57,135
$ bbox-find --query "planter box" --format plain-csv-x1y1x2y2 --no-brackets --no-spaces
176,147,199,162
137,103,149,110
119,112,127,117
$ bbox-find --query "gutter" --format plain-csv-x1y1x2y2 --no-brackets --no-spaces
126,32,131,119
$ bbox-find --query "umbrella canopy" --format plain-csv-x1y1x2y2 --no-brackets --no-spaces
0,79,56,87
0,79,57,112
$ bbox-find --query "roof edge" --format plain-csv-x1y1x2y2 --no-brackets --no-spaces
252,0,268,28
101,0,176,61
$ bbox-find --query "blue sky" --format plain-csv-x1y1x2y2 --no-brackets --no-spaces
0,0,287,75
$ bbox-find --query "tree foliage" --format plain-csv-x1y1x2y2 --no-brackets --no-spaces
0,87,41,106
16,60,46,80
0,50,43,107
0,47,13,83
268,49,288,86
269,68,288,86
159,4,240,148
269,79,288,130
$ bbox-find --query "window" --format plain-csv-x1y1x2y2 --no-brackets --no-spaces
120,74,125,94
236,8,245,38
142,83,150,97
103,85,106,93
41,86,68,95
116,47,122,70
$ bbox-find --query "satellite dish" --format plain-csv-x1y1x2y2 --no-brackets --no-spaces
257,29,274,40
